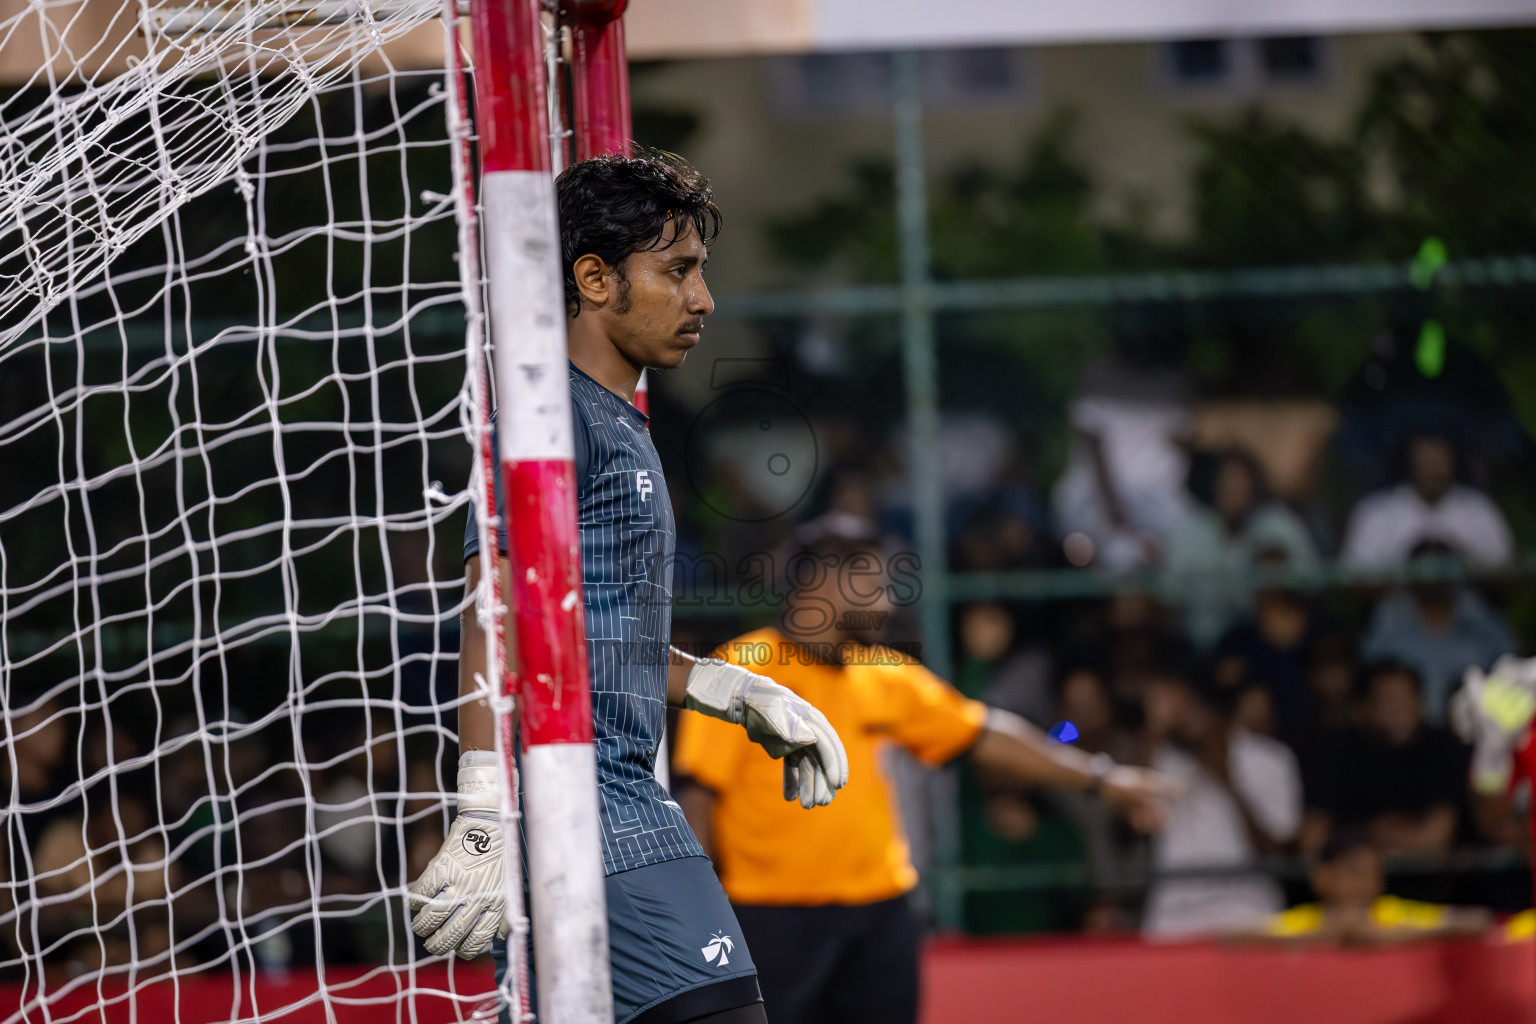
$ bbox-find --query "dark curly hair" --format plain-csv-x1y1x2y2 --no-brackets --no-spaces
555,150,722,316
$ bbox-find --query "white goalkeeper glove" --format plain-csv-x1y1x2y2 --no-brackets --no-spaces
1449,655,1536,795
685,658,849,809
407,752,507,959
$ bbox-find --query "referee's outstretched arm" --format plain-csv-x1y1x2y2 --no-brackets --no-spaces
970,707,1180,833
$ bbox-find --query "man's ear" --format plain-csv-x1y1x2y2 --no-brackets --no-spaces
571,253,613,310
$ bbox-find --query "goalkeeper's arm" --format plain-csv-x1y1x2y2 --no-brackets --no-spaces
457,556,511,754
407,556,513,959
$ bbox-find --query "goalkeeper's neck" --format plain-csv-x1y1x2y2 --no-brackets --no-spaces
568,324,645,405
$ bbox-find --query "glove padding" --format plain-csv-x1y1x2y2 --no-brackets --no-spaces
1449,655,1536,795
408,757,507,959
686,659,850,808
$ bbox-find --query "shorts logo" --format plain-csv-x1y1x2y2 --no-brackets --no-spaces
701,931,734,967
462,829,492,856
636,470,654,503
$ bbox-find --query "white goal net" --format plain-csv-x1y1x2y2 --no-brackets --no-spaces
0,0,506,1017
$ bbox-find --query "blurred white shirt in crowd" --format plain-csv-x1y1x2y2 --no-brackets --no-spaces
1052,395,1192,571
1340,483,1513,570
1142,730,1302,940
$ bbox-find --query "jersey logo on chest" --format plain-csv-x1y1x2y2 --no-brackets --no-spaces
636,469,654,503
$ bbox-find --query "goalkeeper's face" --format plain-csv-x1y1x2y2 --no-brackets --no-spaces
607,220,714,370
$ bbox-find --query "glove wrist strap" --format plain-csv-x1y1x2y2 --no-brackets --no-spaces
684,659,750,724
457,751,500,815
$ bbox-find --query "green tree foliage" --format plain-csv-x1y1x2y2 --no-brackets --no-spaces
765,157,901,283
929,112,1104,280
1359,31,1536,255
1184,108,1375,266
764,30,1536,397
764,112,1106,284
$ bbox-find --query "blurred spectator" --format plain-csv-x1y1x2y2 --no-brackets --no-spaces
1308,663,1467,857
953,500,1044,573
1052,351,1192,572
950,435,1050,567
881,418,1048,567
935,415,1013,507
953,600,1059,930
1056,662,1138,763
1166,448,1319,649
1260,831,1491,944
31,811,96,978
956,602,1053,728
1305,631,1363,739
1340,431,1513,570
1296,632,1365,854
237,793,317,970
1229,682,1280,739
311,710,405,890
1187,398,1339,507
1334,332,1532,498
1141,675,1301,939
1045,663,1144,916
1212,567,1324,749
1095,593,1197,725
1361,543,1515,723
29,790,172,982
8,696,69,801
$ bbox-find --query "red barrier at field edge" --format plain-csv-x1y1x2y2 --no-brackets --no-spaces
921,935,1536,1024
8,937,1534,1023
3,963,498,1024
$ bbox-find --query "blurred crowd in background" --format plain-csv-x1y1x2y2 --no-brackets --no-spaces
22,325,1535,980
660,316,1535,942
7,692,457,980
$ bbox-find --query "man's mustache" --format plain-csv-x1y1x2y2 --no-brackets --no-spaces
678,319,705,335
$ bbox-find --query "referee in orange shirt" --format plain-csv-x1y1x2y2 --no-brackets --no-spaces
674,518,1175,1024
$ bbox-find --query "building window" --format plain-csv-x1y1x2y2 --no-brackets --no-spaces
1169,39,1231,85
768,47,1033,116
1260,36,1322,81
767,52,894,115
923,47,1034,109
1162,36,1327,95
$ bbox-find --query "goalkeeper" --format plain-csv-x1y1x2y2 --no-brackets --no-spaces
409,153,848,1024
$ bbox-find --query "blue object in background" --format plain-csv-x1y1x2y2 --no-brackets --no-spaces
1049,721,1079,743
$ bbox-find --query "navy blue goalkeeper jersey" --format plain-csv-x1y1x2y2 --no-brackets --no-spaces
464,363,703,876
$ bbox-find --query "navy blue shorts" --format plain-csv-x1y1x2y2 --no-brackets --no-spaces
495,856,761,1024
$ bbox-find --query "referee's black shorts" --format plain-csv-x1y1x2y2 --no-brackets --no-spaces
731,894,920,1024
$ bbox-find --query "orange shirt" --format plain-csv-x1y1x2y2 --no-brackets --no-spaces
672,628,988,907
